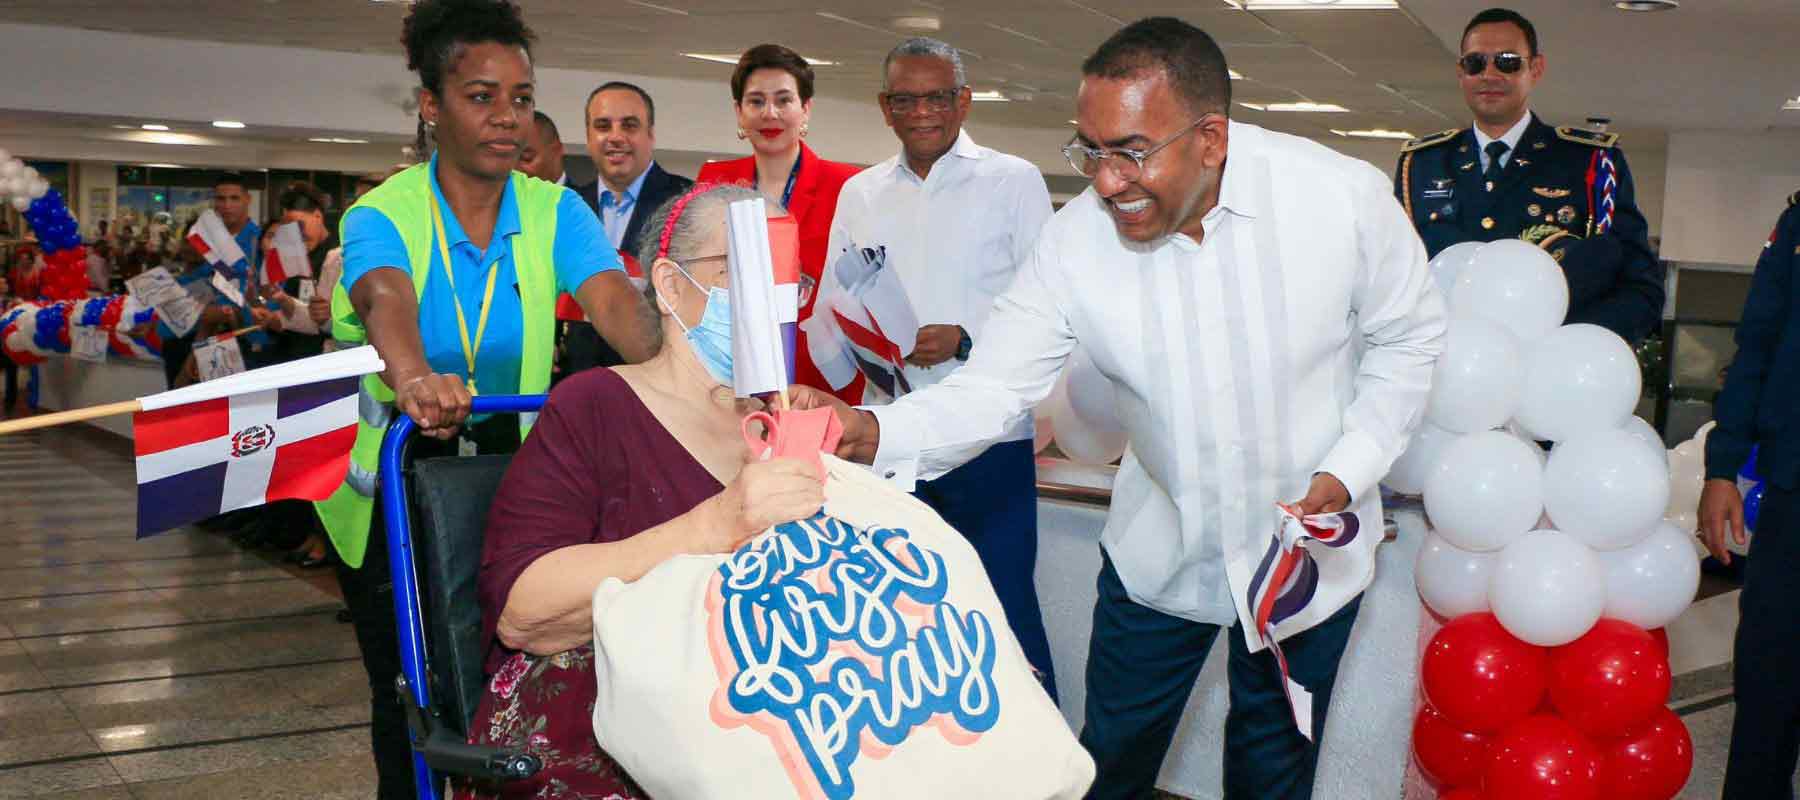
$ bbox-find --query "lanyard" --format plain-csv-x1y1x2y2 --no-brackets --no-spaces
428,188,499,395
755,152,803,208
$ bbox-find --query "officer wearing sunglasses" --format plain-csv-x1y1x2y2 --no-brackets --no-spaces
1394,7,1663,345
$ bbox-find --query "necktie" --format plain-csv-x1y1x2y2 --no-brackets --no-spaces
1483,141,1510,189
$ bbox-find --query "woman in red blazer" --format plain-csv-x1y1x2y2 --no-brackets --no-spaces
698,43,864,403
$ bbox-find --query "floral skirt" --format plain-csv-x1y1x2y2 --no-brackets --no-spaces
449,645,647,800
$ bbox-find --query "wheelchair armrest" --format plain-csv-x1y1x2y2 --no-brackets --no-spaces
418,727,542,782
397,674,541,783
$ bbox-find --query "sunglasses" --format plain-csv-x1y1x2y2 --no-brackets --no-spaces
1459,51,1528,76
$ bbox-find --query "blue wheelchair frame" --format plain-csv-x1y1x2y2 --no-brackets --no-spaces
378,394,547,800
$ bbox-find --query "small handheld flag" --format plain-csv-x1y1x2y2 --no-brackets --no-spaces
263,222,311,285
725,198,793,400
185,209,248,273
131,346,384,537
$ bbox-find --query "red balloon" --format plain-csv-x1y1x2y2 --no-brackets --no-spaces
1441,790,1486,800
1597,707,1693,800
1413,704,1491,789
1422,613,1550,733
1549,619,1672,739
1647,628,1669,661
1485,715,1603,800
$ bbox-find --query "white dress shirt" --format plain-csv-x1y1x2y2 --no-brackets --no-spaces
1474,111,1533,173
827,131,1053,441
866,120,1445,641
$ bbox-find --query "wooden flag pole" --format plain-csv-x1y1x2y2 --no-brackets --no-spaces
0,399,143,436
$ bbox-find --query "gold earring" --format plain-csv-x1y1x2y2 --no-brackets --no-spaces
799,123,809,138
736,128,748,140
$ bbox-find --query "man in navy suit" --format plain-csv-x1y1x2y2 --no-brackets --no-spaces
561,81,695,376
1700,190,1800,799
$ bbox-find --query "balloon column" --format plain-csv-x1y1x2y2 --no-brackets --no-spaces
1664,421,1758,553
0,147,89,300
1394,242,1696,799
0,297,161,366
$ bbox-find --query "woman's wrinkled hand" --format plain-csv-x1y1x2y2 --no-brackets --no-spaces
695,458,824,553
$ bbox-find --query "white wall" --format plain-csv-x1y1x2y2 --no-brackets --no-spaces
1660,129,1800,266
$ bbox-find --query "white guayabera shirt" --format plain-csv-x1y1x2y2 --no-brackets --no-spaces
867,120,1447,644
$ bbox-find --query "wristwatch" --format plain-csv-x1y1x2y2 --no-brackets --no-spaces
954,327,972,361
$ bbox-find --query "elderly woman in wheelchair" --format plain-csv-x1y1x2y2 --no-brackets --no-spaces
453,184,825,799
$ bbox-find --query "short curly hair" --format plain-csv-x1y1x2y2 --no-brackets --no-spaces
401,0,536,97
730,44,814,103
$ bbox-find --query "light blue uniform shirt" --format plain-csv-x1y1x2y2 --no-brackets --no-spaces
339,156,619,395
597,161,654,250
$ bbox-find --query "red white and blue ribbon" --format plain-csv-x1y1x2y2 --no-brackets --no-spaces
1245,504,1362,739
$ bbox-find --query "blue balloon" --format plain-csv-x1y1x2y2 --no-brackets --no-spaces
1740,446,1761,482
1744,482,1765,532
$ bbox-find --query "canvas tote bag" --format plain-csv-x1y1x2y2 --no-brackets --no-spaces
591,453,1095,799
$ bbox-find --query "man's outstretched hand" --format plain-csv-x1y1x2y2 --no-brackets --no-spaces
788,385,880,464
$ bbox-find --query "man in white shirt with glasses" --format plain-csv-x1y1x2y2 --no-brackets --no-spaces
825,36,1059,699
798,17,1444,799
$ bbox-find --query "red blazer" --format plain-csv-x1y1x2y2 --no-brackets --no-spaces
699,142,865,402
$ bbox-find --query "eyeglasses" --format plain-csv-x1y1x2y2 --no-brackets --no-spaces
882,87,964,114
1061,115,1212,183
1458,51,1527,76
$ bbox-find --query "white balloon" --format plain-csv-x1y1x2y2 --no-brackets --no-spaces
1544,428,1672,550
0,148,10,164
8,196,27,213
1051,384,1126,465
1428,241,1484,304
1490,529,1606,646
0,176,20,198
1452,239,1570,344
1600,521,1700,630
1415,531,1495,619
1384,422,1459,495
1064,346,1123,434
1666,447,1706,518
1423,430,1545,552
1695,420,1716,446
1514,324,1642,443
1672,440,1701,462
0,160,20,180
26,178,46,200
1619,415,1668,467
1427,316,1524,432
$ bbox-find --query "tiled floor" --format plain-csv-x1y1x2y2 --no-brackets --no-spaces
0,426,377,799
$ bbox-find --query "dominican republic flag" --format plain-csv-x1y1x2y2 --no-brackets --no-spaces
130,346,384,537
725,198,797,398
803,243,918,399
185,209,247,274
1244,505,1362,739
262,222,311,285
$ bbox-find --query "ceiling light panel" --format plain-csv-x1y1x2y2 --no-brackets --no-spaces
1239,101,1350,112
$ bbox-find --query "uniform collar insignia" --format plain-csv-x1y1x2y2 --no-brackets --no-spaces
1532,187,1571,198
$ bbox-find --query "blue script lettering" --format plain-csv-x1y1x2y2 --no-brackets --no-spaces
716,515,1001,798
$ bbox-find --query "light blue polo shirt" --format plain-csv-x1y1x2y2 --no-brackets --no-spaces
339,156,619,395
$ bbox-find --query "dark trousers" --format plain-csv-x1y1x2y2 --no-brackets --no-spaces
337,415,520,800
1725,484,1800,799
1,351,16,414
1079,554,1362,800
913,438,1058,702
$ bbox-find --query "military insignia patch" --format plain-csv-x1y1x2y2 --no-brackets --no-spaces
1557,205,1579,224
1527,203,1543,217
1533,187,1571,199
1555,126,1621,148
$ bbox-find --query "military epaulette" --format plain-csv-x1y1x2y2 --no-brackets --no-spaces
1400,128,1461,153
1555,126,1620,149
1787,190,1799,208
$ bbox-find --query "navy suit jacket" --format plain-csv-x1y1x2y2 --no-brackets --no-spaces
1707,196,1800,490
571,161,694,258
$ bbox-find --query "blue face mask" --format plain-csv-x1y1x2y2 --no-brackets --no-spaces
661,264,732,386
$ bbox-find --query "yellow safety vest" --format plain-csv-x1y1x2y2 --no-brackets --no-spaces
315,164,563,568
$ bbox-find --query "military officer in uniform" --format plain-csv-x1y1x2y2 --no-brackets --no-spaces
1395,7,1663,344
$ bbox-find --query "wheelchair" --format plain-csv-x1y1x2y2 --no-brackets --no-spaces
377,394,548,800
